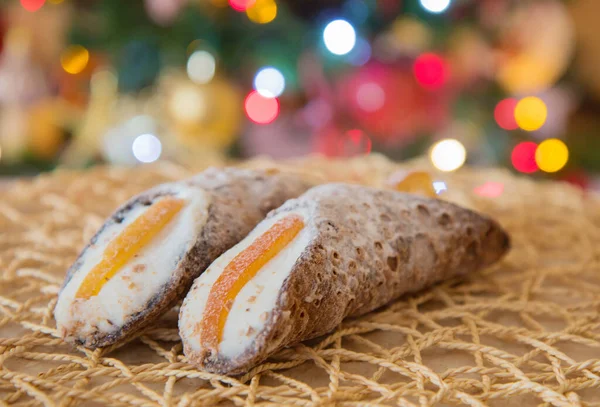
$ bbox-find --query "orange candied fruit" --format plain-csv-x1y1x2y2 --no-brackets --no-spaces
386,170,436,198
76,197,186,299
200,215,304,350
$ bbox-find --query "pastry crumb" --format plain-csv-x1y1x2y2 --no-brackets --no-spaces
133,264,146,273
248,295,257,304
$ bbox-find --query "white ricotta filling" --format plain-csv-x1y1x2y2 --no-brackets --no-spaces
180,209,313,360
55,183,210,338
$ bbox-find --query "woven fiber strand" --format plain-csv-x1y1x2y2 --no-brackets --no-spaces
0,156,599,407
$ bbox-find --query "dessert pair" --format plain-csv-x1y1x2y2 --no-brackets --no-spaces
55,167,509,375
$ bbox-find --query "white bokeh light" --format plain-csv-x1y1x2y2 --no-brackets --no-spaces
323,19,356,55
356,82,385,112
186,50,216,84
132,134,162,163
253,67,285,98
433,181,447,194
419,0,451,13
430,139,466,172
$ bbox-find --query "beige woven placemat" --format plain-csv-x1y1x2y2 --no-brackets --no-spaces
0,155,599,407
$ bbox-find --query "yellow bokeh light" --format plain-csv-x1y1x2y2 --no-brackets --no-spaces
514,96,547,131
430,138,467,172
246,0,277,24
48,0,64,4
535,138,568,173
61,45,89,75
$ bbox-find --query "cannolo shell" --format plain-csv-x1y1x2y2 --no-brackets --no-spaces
189,183,510,374
57,168,311,348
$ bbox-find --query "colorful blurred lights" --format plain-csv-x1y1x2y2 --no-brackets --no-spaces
430,139,466,172
535,139,568,173
511,142,538,173
254,67,285,98
356,82,385,112
20,0,45,12
245,91,279,124
132,134,162,164
419,0,451,14
61,45,89,75
433,181,447,194
347,37,371,66
246,0,277,24
339,129,372,156
494,98,518,130
414,53,447,90
515,96,547,131
187,51,216,84
229,0,255,11
323,19,356,56
170,86,207,122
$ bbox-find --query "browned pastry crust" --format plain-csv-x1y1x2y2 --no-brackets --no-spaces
57,168,311,348
188,183,510,374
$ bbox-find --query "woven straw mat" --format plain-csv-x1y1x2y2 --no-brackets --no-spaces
0,154,599,407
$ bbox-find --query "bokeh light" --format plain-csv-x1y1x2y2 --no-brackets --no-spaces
132,134,162,163
338,129,372,156
494,98,518,130
254,67,285,98
245,91,279,124
535,138,568,173
323,19,356,56
419,0,451,14
246,0,277,24
511,142,538,173
356,82,385,112
474,182,504,198
346,37,371,66
515,96,547,131
61,45,89,75
20,0,45,12
229,0,255,12
414,53,447,90
433,181,447,194
170,86,207,122
430,139,466,172
187,50,216,84
303,99,332,129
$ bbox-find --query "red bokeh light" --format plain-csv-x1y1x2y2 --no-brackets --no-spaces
20,0,45,12
317,128,372,158
473,182,504,198
338,129,372,156
245,91,279,124
511,142,538,173
229,0,255,11
413,53,447,90
494,98,518,130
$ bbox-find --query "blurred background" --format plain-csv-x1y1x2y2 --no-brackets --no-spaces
0,0,599,189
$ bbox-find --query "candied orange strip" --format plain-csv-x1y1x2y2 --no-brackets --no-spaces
200,215,304,350
76,197,186,299
387,170,436,198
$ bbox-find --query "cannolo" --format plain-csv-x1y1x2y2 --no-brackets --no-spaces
54,167,311,348
180,183,510,374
